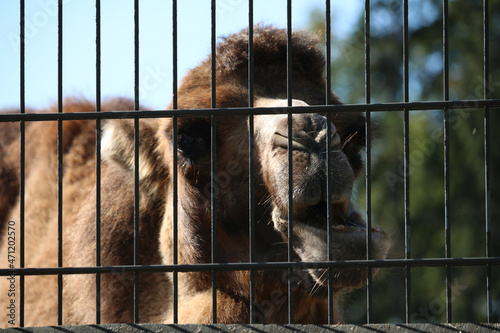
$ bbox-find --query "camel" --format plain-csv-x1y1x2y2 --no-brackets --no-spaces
0,25,390,327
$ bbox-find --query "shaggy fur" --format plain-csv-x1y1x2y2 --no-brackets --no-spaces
0,26,390,327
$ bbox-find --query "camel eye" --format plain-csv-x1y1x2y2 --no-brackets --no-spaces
177,132,195,153
175,121,211,162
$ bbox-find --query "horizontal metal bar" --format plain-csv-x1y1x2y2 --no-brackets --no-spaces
8,323,500,332
2,257,500,277
1,99,500,123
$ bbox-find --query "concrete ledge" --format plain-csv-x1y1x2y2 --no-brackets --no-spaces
3,323,500,333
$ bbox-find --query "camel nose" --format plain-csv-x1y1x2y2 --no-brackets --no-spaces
272,113,341,152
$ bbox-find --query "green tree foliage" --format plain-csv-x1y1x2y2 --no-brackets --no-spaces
309,0,500,323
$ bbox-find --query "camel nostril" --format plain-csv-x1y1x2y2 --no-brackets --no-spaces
272,130,341,152
272,114,341,152
272,133,310,151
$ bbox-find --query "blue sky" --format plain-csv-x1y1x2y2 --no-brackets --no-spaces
0,1,362,110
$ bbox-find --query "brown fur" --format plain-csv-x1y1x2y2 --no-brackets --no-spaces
0,26,390,327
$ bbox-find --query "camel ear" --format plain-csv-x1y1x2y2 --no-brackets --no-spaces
101,118,136,170
101,117,168,198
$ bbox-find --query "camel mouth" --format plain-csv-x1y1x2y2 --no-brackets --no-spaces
272,203,385,238
271,201,390,291
272,200,371,234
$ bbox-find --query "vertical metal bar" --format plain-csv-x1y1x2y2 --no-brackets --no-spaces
172,0,179,324
364,0,371,105
483,0,492,323
133,120,140,325
248,0,256,324
325,0,331,100
57,0,64,325
95,0,102,325
172,116,179,322
211,0,217,110
442,0,452,324
248,4,254,106
210,0,217,323
133,0,140,324
325,0,335,324
443,0,449,103
286,0,294,324
19,0,25,327
364,0,373,324
402,0,411,324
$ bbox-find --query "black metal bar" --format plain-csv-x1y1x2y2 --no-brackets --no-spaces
364,0,371,105
57,0,64,325
248,0,256,324
172,0,178,112
402,0,409,104
248,1,254,109
325,0,334,324
211,0,217,110
210,0,217,324
286,0,294,324
3,257,500,277
172,115,179,324
364,0,372,324
95,0,102,325
19,0,26,327
442,0,452,324
2,100,500,123
172,0,179,324
133,114,140,323
326,109,334,323
443,0,449,103
325,0,331,102
133,0,140,324
483,0,492,324
402,0,411,324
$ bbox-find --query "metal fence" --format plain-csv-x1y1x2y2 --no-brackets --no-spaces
1,0,500,328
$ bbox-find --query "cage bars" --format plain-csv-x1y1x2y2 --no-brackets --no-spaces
483,0,492,324
401,0,412,324
2,0,500,327
57,0,64,325
286,0,294,324
325,0,335,324
364,0,373,324
442,0,452,324
210,0,218,323
2,99,499,123
133,0,141,323
2,99,499,122
19,0,26,327
95,0,102,325
3,257,500,277
172,0,179,324
248,0,256,324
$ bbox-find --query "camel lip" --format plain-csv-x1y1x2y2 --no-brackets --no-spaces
272,208,387,238
291,219,385,235
271,198,389,239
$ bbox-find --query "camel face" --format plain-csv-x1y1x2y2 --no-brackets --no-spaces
0,26,390,326
150,94,390,297
252,99,390,290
